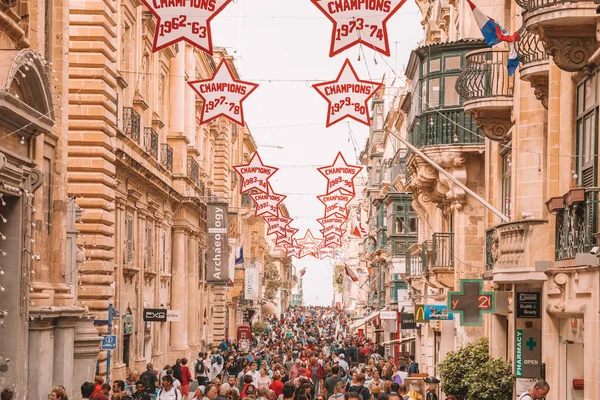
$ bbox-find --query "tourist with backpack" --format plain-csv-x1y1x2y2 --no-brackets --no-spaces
157,376,182,400
197,353,209,386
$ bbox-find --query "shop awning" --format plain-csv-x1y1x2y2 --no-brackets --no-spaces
350,311,380,331
379,336,416,346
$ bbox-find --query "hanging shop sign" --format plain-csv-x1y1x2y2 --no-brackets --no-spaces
400,313,416,329
516,292,541,319
414,304,427,323
141,0,232,53
244,264,260,300
448,279,495,326
143,308,167,322
515,329,542,378
311,0,407,57
188,59,259,126
250,184,287,217
313,59,383,127
317,152,363,195
123,314,133,335
424,305,454,321
206,202,229,284
380,310,397,320
233,152,278,194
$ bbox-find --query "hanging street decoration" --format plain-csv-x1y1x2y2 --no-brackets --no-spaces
284,239,303,259
250,184,287,217
264,211,293,238
141,0,233,53
313,59,383,127
317,189,354,217
317,152,363,195
323,234,342,247
320,226,344,238
318,244,337,259
233,152,278,194
317,213,348,230
311,0,406,57
188,59,259,126
275,226,299,246
297,230,323,258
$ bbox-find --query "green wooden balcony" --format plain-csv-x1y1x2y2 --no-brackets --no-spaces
407,108,483,148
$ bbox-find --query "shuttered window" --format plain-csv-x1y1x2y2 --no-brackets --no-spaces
126,216,134,266
576,73,597,187
198,248,204,280
146,222,153,270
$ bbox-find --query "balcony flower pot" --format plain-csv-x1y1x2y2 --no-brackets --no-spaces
545,196,565,213
564,187,585,206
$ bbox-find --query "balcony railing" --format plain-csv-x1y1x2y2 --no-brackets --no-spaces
143,127,159,159
408,108,484,148
187,156,199,185
486,228,495,270
160,144,173,172
456,49,515,102
123,107,141,143
432,232,454,269
515,0,589,13
515,28,548,66
199,181,206,197
377,230,387,250
406,242,428,277
555,188,599,261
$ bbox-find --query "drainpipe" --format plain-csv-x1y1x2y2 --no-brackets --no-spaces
386,128,510,223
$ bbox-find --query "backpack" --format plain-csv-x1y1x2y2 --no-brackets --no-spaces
196,359,206,374
158,388,179,400
349,386,368,400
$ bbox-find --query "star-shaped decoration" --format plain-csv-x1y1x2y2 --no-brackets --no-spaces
317,213,348,229
323,234,342,247
318,245,336,260
317,189,354,218
297,230,323,258
318,152,363,195
188,59,259,126
276,226,299,246
233,152,278,194
320,226,344,238
284,239,303,259
141,0,232,54
313,59,383,127
250,184,287,217
264,211,293,237
311,0,406,57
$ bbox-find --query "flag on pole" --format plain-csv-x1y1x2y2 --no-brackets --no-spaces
299,267,307,277
235,247,244,265
345,265,359,282
466,0,520,76
349,213,366,238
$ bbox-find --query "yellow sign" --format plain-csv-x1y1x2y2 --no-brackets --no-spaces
415,304,426,323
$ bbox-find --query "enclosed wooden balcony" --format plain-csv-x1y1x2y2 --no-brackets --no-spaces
456,48,515,142
517,0,598,72
515,28,549,109
554,188,599,261
407,108,483,148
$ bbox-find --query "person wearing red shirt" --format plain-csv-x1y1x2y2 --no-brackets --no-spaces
180,358,193,397
269,373,284,396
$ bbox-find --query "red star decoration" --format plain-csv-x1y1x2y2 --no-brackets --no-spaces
317,189,354,218
320,226,344,238
297,230,323,258
276,226,299,246
188,59,259,126
284,239,302,259
311,0,406,57
250,184,287,217
141,0,232,54
318,245,336,260
323,234,342,247
233,152,278,194
313,59,383,127
317,213,348,229
264,211,293,237
318,152,363,195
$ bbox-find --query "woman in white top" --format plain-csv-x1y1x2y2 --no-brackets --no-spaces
257,368,272,391
328,381,346,400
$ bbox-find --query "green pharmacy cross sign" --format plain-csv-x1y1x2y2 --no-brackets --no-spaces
448,279,495,326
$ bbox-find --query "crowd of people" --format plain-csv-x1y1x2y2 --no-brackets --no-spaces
5,305,551,400
63,305,431,400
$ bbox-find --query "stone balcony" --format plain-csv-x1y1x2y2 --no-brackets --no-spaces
424,232,455,289
485,219,549,283
456,48,515,142
517,0,598,72
516,28,549,109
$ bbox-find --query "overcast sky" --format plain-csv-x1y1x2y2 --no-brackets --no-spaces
212,0,422,306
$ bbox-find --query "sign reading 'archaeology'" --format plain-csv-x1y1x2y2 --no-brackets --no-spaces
207,202,229,284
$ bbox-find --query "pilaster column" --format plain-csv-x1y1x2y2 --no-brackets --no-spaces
185,44,196,147
170,227,189,355
28,320,55,400
72,317,103,397
188,233,199,353
53,317,77,399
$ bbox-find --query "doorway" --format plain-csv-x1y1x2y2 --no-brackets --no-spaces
123,334,130,368
560,318,584,400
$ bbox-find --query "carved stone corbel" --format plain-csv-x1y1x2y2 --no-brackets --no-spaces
530,76,549,109
472,110,513,143
539,26,597,72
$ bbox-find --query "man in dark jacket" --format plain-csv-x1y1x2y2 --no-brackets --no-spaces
347,374,370,400
172,359,183,383
140,364,158,395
